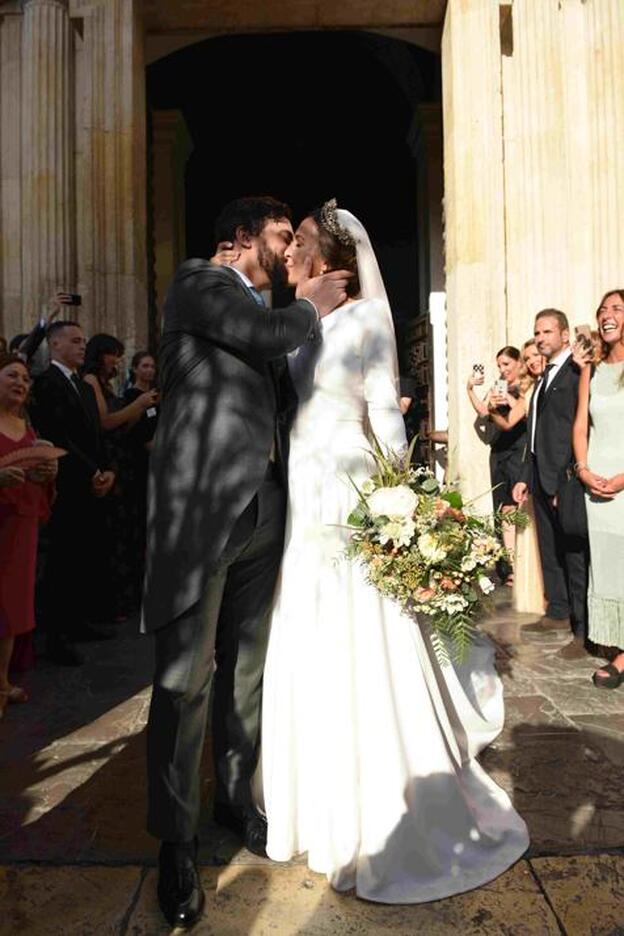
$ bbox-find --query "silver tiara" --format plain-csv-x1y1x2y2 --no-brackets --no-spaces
319,198,356,248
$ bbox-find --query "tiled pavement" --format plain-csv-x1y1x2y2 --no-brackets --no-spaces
1,595,623,935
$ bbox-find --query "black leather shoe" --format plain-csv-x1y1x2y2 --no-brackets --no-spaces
213,803,268,858
157,840,205,930
45,639,84,666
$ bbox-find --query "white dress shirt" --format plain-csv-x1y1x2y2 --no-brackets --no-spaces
530,346,571,453
227,264,320,321
228,265,257,292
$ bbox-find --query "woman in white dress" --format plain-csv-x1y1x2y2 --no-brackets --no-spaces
260,201,529,903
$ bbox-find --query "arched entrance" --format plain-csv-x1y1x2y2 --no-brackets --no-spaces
147,30,445,451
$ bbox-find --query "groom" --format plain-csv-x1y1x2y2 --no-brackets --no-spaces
143,195,350,929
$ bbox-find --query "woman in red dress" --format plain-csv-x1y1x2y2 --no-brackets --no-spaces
0,353,57,718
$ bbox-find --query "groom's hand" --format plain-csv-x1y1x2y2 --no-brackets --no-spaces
296,257,351,318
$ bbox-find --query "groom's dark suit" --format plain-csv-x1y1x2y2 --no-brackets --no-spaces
144,260,318,843
521,353,587,636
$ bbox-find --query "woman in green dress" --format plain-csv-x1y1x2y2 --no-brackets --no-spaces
573,289,624,688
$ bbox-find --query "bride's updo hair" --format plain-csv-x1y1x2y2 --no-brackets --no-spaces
311,203,360,299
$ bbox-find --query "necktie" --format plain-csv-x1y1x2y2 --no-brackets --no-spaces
536,364,555,416
70,372,82,395
247,285,267,309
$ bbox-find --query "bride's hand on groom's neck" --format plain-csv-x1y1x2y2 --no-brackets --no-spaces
296,256,352,319
210,241,240,266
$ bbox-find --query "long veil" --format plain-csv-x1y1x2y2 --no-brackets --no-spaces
334,209,400,389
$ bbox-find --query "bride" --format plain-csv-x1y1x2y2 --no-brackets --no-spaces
257,200,529,903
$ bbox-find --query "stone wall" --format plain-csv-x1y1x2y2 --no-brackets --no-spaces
0,0,147,354
443,0,624,506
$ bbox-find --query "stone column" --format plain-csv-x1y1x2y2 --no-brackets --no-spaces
73,0,148,351
501,0,624,334
21,0,75,323
0,4,24,340
442,0,507,510
152,110,192,336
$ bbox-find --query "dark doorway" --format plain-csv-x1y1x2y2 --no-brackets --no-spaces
147,30,441,331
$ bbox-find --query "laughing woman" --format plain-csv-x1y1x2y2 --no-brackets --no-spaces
573,289,624,688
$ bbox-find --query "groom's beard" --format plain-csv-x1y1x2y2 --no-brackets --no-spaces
258,239,288,292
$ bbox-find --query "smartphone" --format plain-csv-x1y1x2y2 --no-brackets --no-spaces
494,378,508,395
574,324,592,349
57,292,82,307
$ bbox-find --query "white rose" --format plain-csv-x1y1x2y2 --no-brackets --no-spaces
379,518,416,548
440,593,469,613
461,555,477,572
368,484,418,520
417,532,447,565
478,575,495,595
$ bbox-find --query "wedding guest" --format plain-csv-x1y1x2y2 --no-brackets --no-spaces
590,329,603,365
11,293,78,376
8,334,28,354
30,322,115,665
0,354,57,715
399,376,415,416
122,351,160,601
513,309,588,659
573,289,624,687
427,428,449,482
83,335,158,616
467,346,525,585
488,340,546,615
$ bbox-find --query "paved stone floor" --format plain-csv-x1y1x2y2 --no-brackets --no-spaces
1,593,623,935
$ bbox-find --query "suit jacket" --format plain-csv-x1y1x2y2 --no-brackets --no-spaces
29,364,107,502
521,355,580,497
141,260,318,633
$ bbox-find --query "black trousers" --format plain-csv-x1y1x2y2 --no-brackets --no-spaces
146,471,286,843
39,489,104,642
533,475,588,637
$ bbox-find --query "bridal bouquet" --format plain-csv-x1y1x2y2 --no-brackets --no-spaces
345,442,525,662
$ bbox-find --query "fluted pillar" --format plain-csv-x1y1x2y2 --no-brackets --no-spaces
152,110,192,335
442,0,507,510
73,0,148,350
501,0,624,333
21,0,75,321
0,6,24,340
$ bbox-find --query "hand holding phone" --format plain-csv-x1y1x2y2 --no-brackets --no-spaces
471,363,485,387
572,325,594,368
574,324,592,349
56,292,82,307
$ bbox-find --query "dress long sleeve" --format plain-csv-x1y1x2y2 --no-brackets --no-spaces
361,302,407,454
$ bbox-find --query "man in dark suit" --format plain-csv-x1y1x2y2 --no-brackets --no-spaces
513,309,588,659
143,196,351,930
30,321,115,665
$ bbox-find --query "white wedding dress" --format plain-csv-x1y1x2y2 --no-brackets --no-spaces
259,213,529,903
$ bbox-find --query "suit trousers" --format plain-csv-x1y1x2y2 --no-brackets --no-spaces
533,475,588,636
146,470,286,843
39,489,103,642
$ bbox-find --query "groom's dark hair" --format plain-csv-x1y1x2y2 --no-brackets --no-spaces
215,196,292,245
